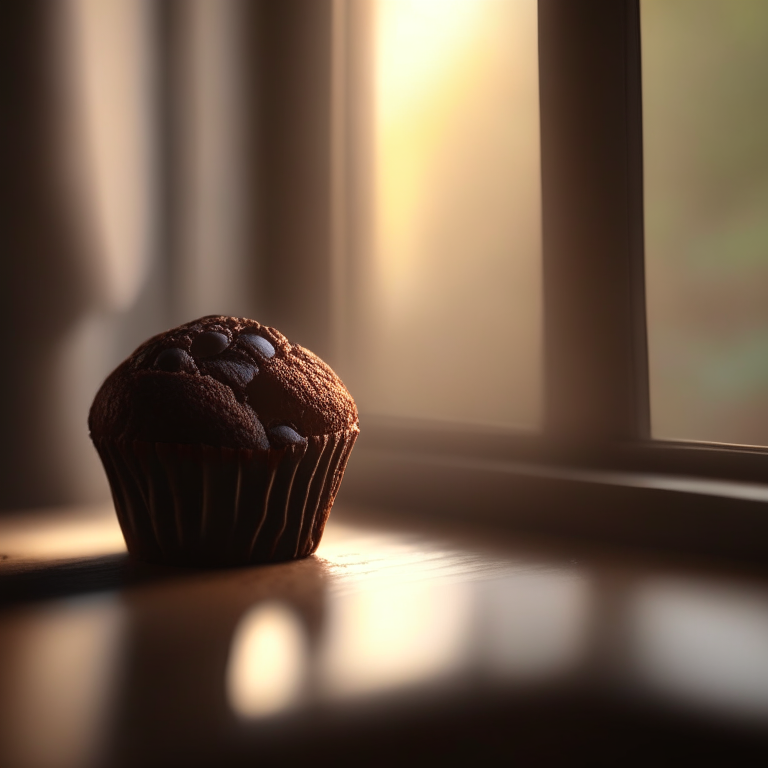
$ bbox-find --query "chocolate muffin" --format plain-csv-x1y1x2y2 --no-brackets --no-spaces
89,316,358,566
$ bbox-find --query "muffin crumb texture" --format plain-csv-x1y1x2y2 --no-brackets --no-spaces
89,315,359,451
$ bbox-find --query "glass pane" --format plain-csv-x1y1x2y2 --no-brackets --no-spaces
643,0,768,445
345,0,542,429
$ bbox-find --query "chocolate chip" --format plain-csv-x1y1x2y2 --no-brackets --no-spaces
268,425,307,447
190,331,229,359
240,333,275,359
154,347,193,372
201,359,258,389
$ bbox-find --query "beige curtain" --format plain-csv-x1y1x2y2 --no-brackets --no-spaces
0,0,264,510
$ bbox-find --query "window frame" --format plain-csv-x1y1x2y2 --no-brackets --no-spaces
537,0,768,484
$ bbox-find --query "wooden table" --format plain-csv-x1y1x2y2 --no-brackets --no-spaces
3,503,768,767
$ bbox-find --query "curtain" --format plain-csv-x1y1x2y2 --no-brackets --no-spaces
0,0,268,510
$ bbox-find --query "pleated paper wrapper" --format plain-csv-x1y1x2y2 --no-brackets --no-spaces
93,428,358,566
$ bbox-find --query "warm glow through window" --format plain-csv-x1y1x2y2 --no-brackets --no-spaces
351,0,542,429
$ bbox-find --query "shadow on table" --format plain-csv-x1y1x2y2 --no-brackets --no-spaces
0,553,283,607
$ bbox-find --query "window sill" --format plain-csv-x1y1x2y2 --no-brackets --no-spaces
342,416,768,565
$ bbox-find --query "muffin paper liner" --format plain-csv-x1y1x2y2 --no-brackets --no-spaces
93,429,357,566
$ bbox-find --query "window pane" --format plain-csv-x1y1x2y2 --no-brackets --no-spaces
346,0,542,429
643,0,768,445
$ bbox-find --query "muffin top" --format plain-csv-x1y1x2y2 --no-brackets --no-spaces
88,316,359,451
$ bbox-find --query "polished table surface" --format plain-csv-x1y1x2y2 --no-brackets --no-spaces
3,503,768,767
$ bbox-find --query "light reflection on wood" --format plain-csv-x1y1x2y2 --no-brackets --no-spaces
5,506,768,764
0,504,125,562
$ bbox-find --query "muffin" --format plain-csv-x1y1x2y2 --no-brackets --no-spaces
89,316,358,566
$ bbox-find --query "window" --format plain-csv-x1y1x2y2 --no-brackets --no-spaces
643,0,768,447
336,0,768,562
345,0,542,430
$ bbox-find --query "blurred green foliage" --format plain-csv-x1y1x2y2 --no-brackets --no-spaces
643,0,768,444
